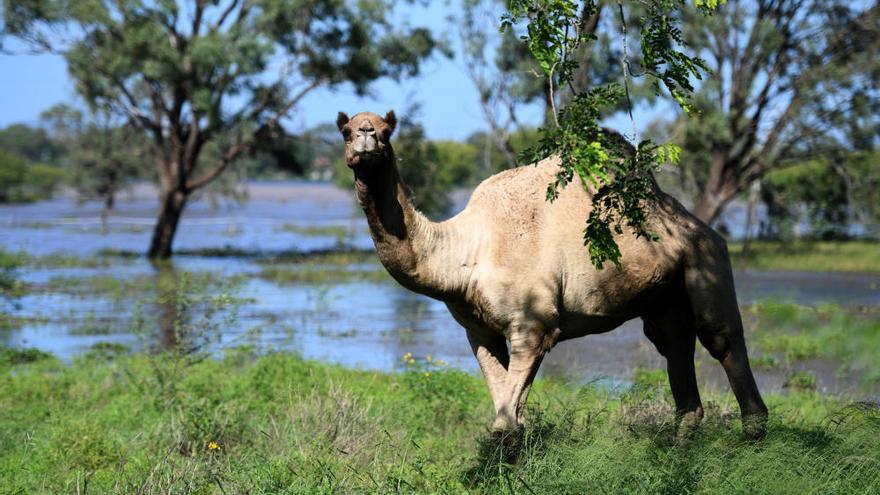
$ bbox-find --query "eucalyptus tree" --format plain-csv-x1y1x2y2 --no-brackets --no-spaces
3,0,440,258
673,0,880,225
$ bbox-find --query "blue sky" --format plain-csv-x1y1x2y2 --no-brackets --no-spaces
0,1,664,141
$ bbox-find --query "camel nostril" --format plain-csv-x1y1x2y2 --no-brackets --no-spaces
359,121,374,132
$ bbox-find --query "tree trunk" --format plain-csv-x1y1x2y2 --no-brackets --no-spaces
691,151,740,225
101,190,115,235
692,192,727,226
543,78,555,125
741,180,760,258
147,187,188,259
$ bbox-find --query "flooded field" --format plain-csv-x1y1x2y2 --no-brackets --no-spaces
2,182,878,397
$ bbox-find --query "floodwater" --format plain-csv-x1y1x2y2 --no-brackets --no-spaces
2,182,878,396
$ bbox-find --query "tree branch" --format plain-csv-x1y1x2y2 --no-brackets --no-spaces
185,80,322,191
212,0,241,33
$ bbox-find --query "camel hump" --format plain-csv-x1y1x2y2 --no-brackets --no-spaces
465,156,563,210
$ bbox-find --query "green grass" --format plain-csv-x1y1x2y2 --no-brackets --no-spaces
259,262,389,285
276,223,357,239
256,249,390,284
729,240,880,273
1,347,878,494
746,300,880,389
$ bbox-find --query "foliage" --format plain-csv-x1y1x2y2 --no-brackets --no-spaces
762,160,848,240
0,248,23,304
0,123,62,163
847,149,880,226
456,0,658,170
0,148,65,203
466,127,541,175
397,116,486,217
500,0,711,268
1,349,879,493
754,148,880,241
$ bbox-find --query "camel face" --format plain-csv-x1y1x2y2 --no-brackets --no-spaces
336,111,397,168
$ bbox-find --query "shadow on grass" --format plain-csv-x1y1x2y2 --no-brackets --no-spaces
460,407,573,490
459,399,880,494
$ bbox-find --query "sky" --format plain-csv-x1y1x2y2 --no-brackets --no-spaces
0,1,666,142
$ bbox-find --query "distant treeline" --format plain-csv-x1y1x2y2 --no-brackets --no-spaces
2,109,878,241
0,107,538,218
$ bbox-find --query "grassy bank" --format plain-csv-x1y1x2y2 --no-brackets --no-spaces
742,300,880,391
1,348,878,494
729,240,880,273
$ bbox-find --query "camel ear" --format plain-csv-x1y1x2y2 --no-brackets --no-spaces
384,110,397,135
336,112,350,133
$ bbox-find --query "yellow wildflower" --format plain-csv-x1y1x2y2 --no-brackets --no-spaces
207,441,220,451
424,371,431,378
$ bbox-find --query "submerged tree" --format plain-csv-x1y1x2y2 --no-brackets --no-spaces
41,104,150,230
3,0,440,258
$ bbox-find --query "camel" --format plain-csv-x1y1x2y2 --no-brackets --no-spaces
336,110,768,440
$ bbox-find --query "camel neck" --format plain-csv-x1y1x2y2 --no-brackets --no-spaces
353,153,464,300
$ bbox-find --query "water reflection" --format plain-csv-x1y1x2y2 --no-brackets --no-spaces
153,261,179,351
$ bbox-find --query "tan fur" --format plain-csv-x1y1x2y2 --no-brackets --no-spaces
338,111,768,440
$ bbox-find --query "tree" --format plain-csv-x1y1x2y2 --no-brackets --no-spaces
0,124,66,203
672,0,880,225
760,148,880,241
41,104,150,230
0,123,62,164
394,114,481,218
3,0,440,258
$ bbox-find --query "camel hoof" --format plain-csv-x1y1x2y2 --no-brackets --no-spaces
489,426,524,462
742,413,768,440
490,416,524,450
674,409,704,446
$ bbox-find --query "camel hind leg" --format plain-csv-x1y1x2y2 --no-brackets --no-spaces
684,237,768,439
643,301,704,443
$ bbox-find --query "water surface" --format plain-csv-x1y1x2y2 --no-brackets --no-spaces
2,182,878,396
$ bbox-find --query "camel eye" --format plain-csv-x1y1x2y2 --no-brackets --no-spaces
342,127,352,141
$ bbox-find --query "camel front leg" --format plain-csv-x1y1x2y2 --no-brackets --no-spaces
466,328,510,422
494,333,545,433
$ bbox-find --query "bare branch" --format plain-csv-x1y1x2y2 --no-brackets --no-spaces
212,0,242,33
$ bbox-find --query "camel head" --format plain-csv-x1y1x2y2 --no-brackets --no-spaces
336,111,397,169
